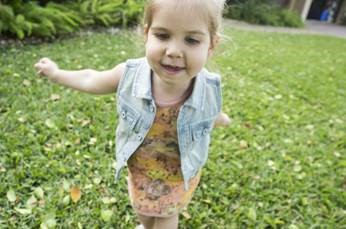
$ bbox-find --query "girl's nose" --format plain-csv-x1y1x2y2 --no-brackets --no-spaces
166,41,183,58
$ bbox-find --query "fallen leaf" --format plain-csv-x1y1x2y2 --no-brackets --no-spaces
101,209,113,222
102,197,117,204
84,184,93,189
239,140,248,149
15,208,32,215
81,119,90,127
202,199,212,204
93,177,102,185
334,152,341,157
274,94,282,99
34,187,44,199
26,195,37,209
293,165,302,172
40,214,56,229
63,180,70,192
50,94,60,101
45,119,56,129
18,117,27,123
88,138,97,145
62,195,70,205
182,211,191,219
297,172,306,180
7,189,16,202
267,160,275,167
74,138,81,145
288,225,299,229
23,80,31,86
70,186,81,203
248,207,257,221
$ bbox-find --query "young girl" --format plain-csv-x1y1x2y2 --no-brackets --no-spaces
34,0,230,228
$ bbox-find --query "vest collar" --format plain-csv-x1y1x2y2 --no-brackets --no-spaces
132,58,206,110
184,72,206,110
132,58,153,100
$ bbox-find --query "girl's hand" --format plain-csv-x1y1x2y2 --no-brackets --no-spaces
214,112,231,128
34,57,59,80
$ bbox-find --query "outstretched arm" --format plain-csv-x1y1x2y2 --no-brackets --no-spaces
34,57,125,95
214,112,231,128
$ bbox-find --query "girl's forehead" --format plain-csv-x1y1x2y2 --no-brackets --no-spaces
151,1,209,32
153,0,210,20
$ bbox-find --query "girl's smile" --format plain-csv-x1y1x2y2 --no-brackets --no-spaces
160,63,186,75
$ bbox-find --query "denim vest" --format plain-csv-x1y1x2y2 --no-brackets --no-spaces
115,58,222,190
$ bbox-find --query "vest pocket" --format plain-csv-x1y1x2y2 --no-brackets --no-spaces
119,102,141,131
116,99,142,158
186,119,213,168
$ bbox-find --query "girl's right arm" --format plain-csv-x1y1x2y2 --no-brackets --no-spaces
34,57,125,94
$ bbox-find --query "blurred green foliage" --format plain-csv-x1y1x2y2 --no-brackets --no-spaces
225,0,304,27
0,0,145,39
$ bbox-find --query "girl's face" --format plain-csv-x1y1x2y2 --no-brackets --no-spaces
144,2,215,88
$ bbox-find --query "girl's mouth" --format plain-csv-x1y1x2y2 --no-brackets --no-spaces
161,64,185,74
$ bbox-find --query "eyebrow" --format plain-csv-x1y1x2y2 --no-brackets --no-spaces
150,27,207,36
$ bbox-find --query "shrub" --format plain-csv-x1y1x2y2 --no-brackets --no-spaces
0,2,82,39
224,0,303,28
0,0,145,39
279,9,304,28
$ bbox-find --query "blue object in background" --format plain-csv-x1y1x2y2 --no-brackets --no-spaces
320,9,329,21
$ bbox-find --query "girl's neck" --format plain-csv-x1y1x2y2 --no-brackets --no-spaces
152,73,194,107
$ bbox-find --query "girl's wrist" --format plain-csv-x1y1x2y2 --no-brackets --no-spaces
49,68,61,83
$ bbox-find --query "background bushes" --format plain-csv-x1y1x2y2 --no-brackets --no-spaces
224,0,304,28
0,0,305,39
0,0,145,39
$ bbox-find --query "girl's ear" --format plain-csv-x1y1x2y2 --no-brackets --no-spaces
144,24,149,42
208,35,220,56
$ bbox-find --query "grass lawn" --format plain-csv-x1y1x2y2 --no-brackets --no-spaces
1,27,345,228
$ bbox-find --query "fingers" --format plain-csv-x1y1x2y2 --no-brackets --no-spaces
34,63,48,77
34,62,44,74
39,57,50,64
34,57,51,68
34,57,58,78
34,58,51,76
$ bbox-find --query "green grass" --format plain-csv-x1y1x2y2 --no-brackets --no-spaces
1,27,346,228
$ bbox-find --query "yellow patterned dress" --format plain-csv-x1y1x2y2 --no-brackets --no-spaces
127,101,201,217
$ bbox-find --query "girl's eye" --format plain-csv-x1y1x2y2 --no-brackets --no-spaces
185,37,200,45
154,33,169,40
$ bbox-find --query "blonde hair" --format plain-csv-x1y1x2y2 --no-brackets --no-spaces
143,0,226,38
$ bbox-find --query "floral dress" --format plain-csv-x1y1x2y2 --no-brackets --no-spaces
127,101,201,217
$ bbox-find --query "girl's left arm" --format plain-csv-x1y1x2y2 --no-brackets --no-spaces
214,112,231,128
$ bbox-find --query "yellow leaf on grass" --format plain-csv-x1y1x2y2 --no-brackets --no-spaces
239,140,248,149
70,186,81,203
182,211,191,219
